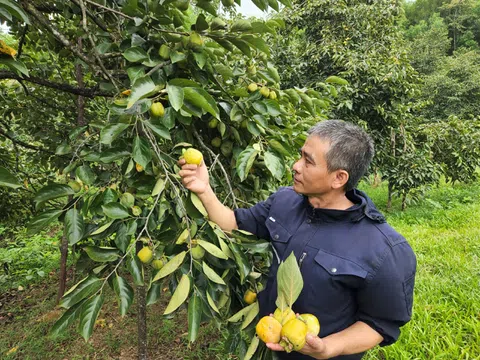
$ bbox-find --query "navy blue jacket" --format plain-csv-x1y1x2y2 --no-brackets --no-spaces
234,187,416,360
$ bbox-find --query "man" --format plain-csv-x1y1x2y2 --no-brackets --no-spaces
178,120,416,359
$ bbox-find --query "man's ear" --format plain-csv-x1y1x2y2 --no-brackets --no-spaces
332,170,349,190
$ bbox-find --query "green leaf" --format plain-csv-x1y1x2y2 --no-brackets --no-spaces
252,0,269,11
276,252,303,309
196,240,228,260
229,38,252,57
75,165,96,185
214,64,234,79
152,178,166,197
240,35,270,55
206,291,219,313
325,75,348,86
244,335,260,360
113,275,134,316
100,150,131,163
162,107,175,129
55,143,72,155
190,192,207,217
143,120,171,140
236,147,259,181
91,220,114,235
202,262,226,285
127,76,156,108
132,136,152,169
241,301,259,329
183,87,220,119
50,299,85,337
100,123,129,144
188,293,202,342
60,275,102,309
264,99,281,116
0,57,29,77
115,223,130,253
127,255,144,286
164,274,190,315
102,203,130,219
65,208,85,245
78,294,104,341
227,302,257,322
0,0,30,24
166,83,184,111
0,166,21,189
229,241,251,284
264,151,285,180
268,139,290,157
122,46,148,63
152,251,187,282
146,282,162,305
231,19,253,32
84,246,121,262
34,184,74,204
195,14,209,32
27,209,63,235
267,66,280,84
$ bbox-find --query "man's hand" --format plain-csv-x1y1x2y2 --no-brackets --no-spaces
178,158,209,195
266,334,329,359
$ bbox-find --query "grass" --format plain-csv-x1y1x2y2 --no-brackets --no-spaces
1,180,479,359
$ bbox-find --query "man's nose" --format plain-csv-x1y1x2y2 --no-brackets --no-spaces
292,160,301,173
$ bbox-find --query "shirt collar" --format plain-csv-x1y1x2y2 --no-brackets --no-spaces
301,189,386,223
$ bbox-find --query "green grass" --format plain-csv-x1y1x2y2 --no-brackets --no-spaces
1,180,480,359
0,226,63,291
359,180,480,359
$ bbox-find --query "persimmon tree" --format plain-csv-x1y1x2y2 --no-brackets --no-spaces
0,0,338,358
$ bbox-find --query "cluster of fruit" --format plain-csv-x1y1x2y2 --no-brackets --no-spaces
137,242,165,270
247,83,277,100
256,308,320,353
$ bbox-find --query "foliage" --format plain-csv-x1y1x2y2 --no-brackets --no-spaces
0,0,334,355
273,0,437,206
403,13,450,74
0,225,63,291
419,116,480,184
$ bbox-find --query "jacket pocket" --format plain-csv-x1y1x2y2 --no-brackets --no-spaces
265,218,292,261
265,217,292,244
314,250,368,279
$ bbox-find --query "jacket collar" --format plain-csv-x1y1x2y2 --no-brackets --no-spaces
301,189,386,223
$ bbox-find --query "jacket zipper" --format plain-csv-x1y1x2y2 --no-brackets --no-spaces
299,252,307,269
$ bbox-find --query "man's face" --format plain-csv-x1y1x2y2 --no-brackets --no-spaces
292,136,338,196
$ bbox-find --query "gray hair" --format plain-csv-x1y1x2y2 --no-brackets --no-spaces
307,120,374,191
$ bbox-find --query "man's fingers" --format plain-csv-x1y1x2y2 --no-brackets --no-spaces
178,159,186,166
180,164,198,171
182,176,196,186
179,169,197,177
266,343,284,352
305,334,323,349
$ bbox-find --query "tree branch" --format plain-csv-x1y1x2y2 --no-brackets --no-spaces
21,1,99,72
0,126,56,155
0,70,114,98
79,0,120,92
84,0,135,20
70,0,109,32
17,25,28,58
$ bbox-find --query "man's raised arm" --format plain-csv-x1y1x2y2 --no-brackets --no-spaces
178,159,237,231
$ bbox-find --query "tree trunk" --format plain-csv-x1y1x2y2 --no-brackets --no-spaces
401,192,407,211
136,241,148,360
387,181,393,211
56,228,69,304
373,169,381,188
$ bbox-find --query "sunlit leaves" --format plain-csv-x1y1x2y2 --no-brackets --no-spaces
164,274,190,315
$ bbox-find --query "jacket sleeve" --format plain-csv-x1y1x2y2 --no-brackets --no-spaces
233,191,278,239
355,241,417,346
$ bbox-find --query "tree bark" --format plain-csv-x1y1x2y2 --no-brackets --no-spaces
136,241,148,360
401,192,407,211
387,181,393,211
56,226,69,304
